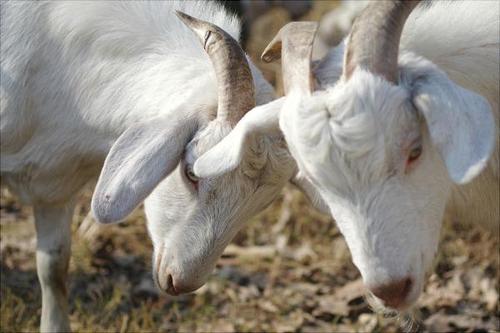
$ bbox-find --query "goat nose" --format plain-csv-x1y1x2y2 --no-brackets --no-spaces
369,277,413,309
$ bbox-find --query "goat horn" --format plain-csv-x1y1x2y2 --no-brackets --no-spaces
343,1,420,83
261,22,318,95
176,11,255,125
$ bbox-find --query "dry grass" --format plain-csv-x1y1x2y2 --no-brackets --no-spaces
1,186,498,332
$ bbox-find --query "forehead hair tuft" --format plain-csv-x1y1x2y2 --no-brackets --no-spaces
323,70,412,183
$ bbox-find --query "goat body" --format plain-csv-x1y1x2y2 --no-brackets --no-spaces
1,1,272,203
1,2,281,331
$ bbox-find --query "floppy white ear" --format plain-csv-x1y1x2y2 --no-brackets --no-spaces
194,98,285,178
412,70,496,184
290,171,329,214
92,116,196,223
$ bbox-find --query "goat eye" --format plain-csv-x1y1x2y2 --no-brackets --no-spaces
408,145,422,163
185,165,199,183
203,31,212,49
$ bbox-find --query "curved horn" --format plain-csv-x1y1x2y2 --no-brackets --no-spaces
261,22,318,95
343,1,420,83
176,11,255,124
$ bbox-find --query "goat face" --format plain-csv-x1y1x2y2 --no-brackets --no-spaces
281,49,495,309
145,119,292,295
91,12,294,295
271,1,495,310
283,67,440,310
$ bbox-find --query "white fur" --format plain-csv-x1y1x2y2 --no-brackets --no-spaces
1,1,292,331
196,0,499,312
194,97,286,178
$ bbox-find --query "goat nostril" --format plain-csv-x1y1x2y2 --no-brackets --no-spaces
370,277,413,309
166,274,179,296
403,277,413,295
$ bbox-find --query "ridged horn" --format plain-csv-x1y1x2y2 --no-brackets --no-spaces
176,11,255,124
343,1,421,83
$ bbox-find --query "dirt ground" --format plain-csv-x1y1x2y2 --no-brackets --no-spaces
1,185,498,332
1,1,499,332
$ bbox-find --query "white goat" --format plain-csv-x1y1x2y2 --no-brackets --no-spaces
195,0,499,312
1,1,300,331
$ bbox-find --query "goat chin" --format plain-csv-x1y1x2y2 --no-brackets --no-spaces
365,293,421,332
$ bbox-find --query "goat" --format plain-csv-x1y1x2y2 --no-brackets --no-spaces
1,1,300,331
195,0,499,313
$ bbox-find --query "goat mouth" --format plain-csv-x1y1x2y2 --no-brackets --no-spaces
165,274,180,296
153,271,180,295
365,292,421,331
366,292,404,311
154,270,202,296
366,280,423,313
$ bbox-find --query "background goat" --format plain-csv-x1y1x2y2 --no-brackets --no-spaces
196,0,499,313
1,1,300,330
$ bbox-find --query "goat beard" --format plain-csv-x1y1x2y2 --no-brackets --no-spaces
365,292,421,332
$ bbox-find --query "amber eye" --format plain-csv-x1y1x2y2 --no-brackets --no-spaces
185,165,199,183
408,145,422,164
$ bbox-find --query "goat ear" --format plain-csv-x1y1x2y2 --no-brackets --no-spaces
261,33,282,63
412,70,495,184
261,22,318,95
290,171,330,214
194,98,285,178
92,117,196,223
